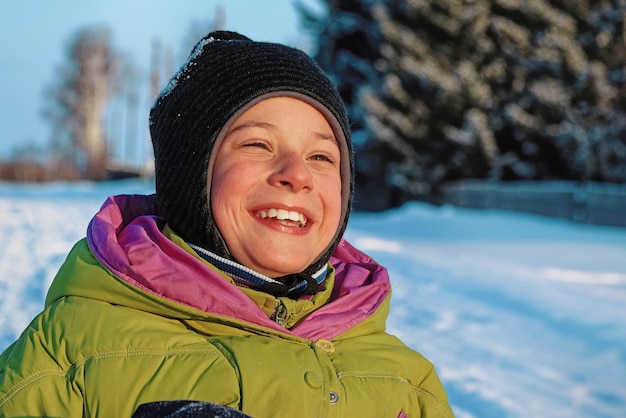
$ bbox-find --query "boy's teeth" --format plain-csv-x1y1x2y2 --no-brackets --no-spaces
258,209,307,226
277,209,290,220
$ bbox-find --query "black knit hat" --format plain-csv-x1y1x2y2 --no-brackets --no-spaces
150,31,354,293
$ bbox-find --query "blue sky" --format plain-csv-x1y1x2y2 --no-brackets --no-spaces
0,0,319,158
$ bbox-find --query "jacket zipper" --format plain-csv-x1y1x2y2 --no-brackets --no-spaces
274,300,288,326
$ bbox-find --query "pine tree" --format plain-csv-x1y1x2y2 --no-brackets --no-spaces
300,0,626,206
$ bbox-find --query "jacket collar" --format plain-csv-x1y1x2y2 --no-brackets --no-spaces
85,194,391,341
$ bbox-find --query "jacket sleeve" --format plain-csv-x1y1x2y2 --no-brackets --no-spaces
413,362,455,417
0,331,84,417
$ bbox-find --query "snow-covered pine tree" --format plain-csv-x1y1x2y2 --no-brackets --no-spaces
299,0,626,207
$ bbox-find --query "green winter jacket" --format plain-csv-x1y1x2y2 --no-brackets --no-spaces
0,195,453,417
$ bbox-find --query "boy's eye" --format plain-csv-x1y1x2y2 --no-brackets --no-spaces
243,142,269,150
310,154,334,163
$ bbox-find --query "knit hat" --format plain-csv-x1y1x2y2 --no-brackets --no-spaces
150,31,354,295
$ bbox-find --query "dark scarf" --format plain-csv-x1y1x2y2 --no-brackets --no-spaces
188,243,327,298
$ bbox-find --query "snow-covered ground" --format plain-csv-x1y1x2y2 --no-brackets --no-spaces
1,179,624,418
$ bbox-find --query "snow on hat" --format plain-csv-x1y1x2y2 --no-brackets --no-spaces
149,31,354,292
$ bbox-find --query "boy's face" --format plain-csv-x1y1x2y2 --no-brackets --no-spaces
210,97,342,278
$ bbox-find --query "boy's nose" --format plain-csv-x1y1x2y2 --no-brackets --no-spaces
268,153,313,192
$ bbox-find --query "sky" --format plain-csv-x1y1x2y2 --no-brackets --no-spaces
1,179,625,417
0,0,319,158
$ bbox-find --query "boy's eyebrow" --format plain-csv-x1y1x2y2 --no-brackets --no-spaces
227,120,337,143
315,131,337,143
227,121,276,136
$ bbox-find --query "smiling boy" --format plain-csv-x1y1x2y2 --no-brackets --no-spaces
211,97,342,278
0,31,454,417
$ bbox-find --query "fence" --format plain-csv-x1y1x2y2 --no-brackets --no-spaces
442,180,626,228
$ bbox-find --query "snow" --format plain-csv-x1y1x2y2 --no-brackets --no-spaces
1,179,625,418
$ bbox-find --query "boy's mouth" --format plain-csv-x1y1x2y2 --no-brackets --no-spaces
256,208,308,227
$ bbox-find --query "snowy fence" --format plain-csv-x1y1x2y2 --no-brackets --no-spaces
442,180,626,227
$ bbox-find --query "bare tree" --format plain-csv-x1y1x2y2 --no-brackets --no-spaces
44,26,122,180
